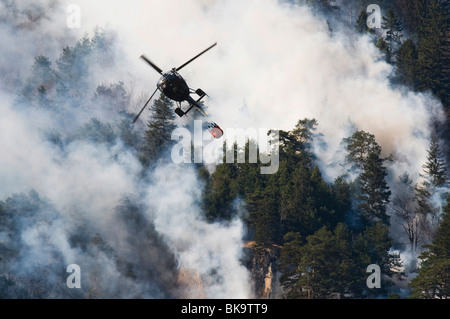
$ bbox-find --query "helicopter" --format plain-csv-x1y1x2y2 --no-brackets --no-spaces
132,42,223,139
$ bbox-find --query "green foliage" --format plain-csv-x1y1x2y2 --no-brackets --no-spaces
279,165,344,235
278,231,304,297
71,118,116,145
381,8,404,63
94,81,130,111
361,223,402,277
415,0,450,106
247,186,281,245
376,37,389,61
393,0,422,33
5,5,450,299
140,93,176,167
344,130,391,226
410,195,450,298
343,130,381,170
203,160,239,221
280,224,362,298
395,39,418,87
53,29,116,103
22,55,56,106
0,192,70,298
358,151,392,225
422,135,448,187
412,135,449,242
280,220,401,298
355,9,373,34
203,118,350,250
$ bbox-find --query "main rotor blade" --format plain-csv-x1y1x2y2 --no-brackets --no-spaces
176,42,217,72
132,87,159,124
140,54,163,75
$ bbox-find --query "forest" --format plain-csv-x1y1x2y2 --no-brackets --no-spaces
0,0,449,298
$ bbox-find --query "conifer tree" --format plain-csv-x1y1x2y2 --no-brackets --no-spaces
414,135,448,241
354,222,403,296
376,37,389,62
344,130,381,170
355,9,370,34
247,186,281,246
280,224,359,299
393,0,422,33
396,39,418,87
415,136,448,219
416,0,450,106
22,55,55,104
203,160,238,222
278,231,305,298
381,8,404,63
422,135,447,187
409,195,450,298
359,151,391,225
344,130,391,226
140,93,176,167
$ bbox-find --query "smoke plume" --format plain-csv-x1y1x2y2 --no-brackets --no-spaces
0,0,446,297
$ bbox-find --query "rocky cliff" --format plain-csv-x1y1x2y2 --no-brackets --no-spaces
243,242,283,299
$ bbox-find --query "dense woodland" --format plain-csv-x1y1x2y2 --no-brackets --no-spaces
0,0,450,298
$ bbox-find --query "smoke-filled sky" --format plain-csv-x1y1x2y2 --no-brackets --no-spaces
0,0,446,298
66,0,443,179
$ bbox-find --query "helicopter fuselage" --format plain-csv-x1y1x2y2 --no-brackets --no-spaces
132,42,218,125
157,69,190,102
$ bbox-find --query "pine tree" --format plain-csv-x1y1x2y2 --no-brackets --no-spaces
416,0,450,107
414,178,437,243
94,81,130,112
355,9,371,34
71,118,116,145
381,8,404,63
358,151,392,225
354,222,403,296
275,118,318,168
332,223,360,298
279,165,321,236
247,186,281,246
140,93,176,167
344,130,391,226
203,161,238,222
235,139,263,197
291,118,318,158
280,224,358,299
422,135,447,187
278,231,305,298
409,195,450,298
393,0,422,33
22,55,56,105
396,39,418,88
297,226,337,299
344,130,382,170
376,37,390,62
414,135,448,242
54,30,117,102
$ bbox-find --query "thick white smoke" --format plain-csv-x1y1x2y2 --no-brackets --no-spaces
0,0,446,298
69,0,443,180
0,0,256,297
59,0,447,287
147,163,251,298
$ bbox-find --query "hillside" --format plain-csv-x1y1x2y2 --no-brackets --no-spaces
0,0,449,299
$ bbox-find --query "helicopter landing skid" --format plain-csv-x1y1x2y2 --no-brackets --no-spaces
175,89,208,117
